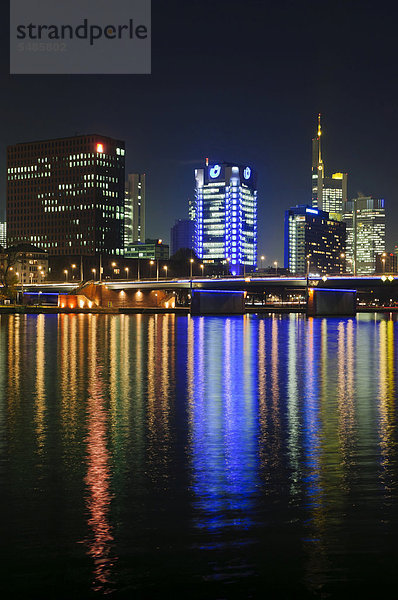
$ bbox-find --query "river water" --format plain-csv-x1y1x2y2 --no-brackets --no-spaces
1,313,397,598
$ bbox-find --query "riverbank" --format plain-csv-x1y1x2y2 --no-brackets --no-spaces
1,305,397,315
0,305,190,315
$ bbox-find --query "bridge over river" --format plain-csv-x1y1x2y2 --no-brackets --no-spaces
13,274,398,314
18,274,398,295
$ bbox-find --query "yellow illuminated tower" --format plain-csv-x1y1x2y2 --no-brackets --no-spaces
312,114,324,208
311,115,347,217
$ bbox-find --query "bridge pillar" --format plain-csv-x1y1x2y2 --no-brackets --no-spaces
307,288,357,316
190,290,245,315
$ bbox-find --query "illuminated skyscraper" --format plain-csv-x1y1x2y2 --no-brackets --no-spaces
311,115,347,218
311,114,324,207
284,205,346,275
322,173,348,217
194,162,257,275
7,134,125,255
0,222,6,248
124,173,145,248
343,195,385,275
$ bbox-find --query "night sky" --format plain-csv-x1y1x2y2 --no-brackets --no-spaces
1,0,398,262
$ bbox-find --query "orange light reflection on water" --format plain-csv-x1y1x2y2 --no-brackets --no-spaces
84,316,116,594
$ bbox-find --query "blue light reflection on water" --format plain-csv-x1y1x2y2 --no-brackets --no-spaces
187,316,259,540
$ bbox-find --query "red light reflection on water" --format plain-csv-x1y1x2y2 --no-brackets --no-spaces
84,367,116,594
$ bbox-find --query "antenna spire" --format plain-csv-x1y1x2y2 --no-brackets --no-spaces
317,113,323,165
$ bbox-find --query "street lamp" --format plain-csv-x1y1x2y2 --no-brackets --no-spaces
14,271,19,301
305,254,311,277
274,261,278,276
125,267,129,279
200,264,204,277
71,264,77,279
225,257,230,277
382,252,387,274
91,268,96,280
64,269,68,282
261,255,265,270
339,252,345,274
149,260,154,279
163,265,168,278
190,258,194,279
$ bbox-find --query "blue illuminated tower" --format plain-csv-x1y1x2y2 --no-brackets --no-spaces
194,162,257,275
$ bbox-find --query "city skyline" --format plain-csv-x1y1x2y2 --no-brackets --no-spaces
1,1,397,262
2,117,388,265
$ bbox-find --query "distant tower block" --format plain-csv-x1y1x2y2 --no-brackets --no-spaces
125,173,146,248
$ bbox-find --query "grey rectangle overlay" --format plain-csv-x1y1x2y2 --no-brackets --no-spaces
10,0,151,74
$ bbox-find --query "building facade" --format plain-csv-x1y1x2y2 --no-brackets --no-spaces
170,219,194,255
188,198,196,221
194,162,257,275
343,196,385,275
124,239,169,260
284,205,346,275
322,173,348,218
124,173,145,248
7,134,125,256
0,244,48,284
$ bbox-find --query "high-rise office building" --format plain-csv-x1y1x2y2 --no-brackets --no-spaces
322,173,348,218
194,162,257,275
343,195,385,275
7,134,125,256
0,222,6,248
284,205,346,275
171,219,194,255
124,173,145,248
312,115,347,218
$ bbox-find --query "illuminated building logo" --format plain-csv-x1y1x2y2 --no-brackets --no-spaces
244,167,251,180
209,164,221,178
96,143,104,153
